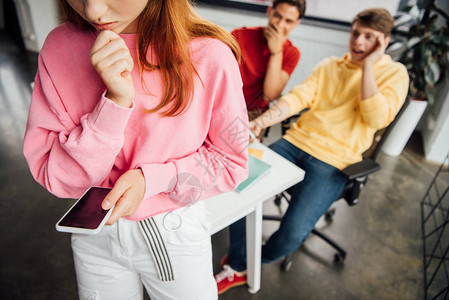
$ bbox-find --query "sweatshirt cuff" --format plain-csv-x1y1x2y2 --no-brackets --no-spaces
138,162,177,199
87,92,134,139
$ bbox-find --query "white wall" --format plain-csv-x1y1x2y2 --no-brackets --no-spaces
13,0,59,52
305,0,400,23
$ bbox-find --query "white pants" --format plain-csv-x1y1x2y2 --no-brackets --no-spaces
71,202,217,300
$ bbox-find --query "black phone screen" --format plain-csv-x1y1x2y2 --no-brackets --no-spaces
58,187,112,229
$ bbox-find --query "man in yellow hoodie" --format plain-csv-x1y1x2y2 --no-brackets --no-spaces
215,7,409,294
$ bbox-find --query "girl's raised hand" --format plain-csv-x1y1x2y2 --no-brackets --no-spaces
90,30,134,108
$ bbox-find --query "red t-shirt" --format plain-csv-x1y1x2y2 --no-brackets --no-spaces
232,26,300,110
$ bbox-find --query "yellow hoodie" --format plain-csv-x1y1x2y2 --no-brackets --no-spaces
281,53,409,170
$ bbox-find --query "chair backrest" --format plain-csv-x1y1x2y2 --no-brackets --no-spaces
340,97,411,206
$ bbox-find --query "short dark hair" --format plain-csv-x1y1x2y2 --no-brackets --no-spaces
272,0,306,19
352,8,394,36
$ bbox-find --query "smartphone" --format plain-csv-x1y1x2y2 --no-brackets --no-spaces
56,186,114,234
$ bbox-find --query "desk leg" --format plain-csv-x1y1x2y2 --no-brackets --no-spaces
246,202,263,294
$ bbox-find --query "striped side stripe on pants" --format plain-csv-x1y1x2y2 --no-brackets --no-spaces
138,217,175,281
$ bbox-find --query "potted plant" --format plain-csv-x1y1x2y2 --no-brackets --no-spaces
381,0,449,156
392,0,449,105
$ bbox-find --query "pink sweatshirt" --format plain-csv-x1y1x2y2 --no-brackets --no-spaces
23,23,249,220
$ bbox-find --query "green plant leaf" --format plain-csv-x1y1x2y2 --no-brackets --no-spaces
407,36,422,48
411,72,426,97
426,89,434,106
394,0,448,106
424,57,440,84
400,5,414,13
417,0,429,11
442,35,449,47
409,5,421,19
424,14,438,32
415,45,428,69
431,32,444,45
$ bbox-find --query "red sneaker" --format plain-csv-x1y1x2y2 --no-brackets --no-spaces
214,265,247,295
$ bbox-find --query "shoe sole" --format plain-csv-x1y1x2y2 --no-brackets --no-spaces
217,280,247,295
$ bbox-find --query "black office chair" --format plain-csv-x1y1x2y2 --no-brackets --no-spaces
263,99,410,271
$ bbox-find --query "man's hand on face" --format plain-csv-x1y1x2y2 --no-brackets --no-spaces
363,34,387,67
264,24,287,54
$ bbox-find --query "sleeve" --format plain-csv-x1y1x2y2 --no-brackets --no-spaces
359,63,409,129
280,60,323,116
138,43,249,203
231,27,244,41
282,46,300,76
23,54,133,198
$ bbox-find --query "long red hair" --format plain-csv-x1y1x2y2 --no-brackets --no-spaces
58,0,241,116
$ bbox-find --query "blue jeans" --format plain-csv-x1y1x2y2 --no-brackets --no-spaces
228,139,347,271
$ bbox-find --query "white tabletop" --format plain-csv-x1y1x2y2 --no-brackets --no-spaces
205,142,305,234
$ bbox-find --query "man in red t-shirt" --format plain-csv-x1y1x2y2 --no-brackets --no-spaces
232,0,306,140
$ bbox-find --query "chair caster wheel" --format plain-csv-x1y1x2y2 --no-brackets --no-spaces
281,259,292,272
333,253,346,263
274,196,282,207
324,208,335,223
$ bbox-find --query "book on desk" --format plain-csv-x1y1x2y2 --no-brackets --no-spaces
236,153,272,193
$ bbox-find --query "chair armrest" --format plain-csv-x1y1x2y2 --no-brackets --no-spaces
340,159,380,180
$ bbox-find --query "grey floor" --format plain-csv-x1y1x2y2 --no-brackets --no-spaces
0,29,445,300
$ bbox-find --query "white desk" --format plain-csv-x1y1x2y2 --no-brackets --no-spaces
204,142,305,294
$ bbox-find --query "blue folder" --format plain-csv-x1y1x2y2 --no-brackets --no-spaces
236,154,272,193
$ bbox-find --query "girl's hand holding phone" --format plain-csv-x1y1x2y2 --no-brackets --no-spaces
102,169,146,225
90,30,134,108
